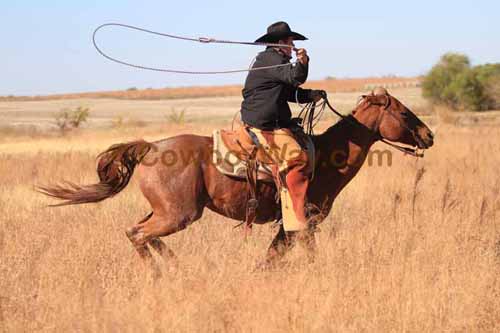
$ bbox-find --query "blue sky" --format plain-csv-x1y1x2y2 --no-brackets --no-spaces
2,0,499,95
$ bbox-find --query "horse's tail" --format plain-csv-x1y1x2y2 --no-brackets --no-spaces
37,140,152,206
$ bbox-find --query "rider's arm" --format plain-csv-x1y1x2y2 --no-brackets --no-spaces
287,87,314,104
288,88,327,104
270,61,309,87
266,51,309,87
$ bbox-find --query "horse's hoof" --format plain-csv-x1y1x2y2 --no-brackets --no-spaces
253,261,272,272
254,259,286,272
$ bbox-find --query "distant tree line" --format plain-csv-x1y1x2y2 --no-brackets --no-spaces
422,52,500,111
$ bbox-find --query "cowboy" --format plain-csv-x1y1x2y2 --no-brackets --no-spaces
240,21,326,241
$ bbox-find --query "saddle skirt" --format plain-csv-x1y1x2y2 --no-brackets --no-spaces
212,127,315,182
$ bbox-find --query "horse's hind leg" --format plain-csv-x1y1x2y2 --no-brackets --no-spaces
125,222,153,260
149,238,177,260
127,141,207,262
136,212,177,260
126,208,202,260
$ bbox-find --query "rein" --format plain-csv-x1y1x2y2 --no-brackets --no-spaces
92,23,299,74
323,98,424,158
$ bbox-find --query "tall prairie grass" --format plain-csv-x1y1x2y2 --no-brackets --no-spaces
0,122,499,332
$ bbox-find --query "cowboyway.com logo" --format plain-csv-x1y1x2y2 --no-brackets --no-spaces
140,142,393,168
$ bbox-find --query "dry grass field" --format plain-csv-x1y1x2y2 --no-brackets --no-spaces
1,88,500,332
0,77,420,102
0,87,428,135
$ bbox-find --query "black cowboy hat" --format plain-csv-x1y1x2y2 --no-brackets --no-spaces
254,21,308,43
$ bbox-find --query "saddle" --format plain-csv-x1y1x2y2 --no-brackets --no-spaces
212,127,274,182
213,125,315,180
212,125,315,232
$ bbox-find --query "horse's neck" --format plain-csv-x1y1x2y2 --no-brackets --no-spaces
310,116,376,208
316,115,376,168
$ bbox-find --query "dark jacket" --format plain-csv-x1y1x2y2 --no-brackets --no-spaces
240,48,314,130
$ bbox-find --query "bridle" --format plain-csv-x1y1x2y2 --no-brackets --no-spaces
323,95,425,158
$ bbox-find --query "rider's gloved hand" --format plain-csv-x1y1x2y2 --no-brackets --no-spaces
295,48,309,65
311,90,327,102
290,117,303,127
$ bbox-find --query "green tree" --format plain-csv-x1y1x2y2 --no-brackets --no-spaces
474,63,500,109
422,53,500,111
485,76,500,109
452,70,487,110
422,53,471,109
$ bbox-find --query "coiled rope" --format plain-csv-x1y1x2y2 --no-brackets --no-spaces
92,23,299,74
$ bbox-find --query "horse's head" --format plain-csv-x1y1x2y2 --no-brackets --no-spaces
352,87,434,149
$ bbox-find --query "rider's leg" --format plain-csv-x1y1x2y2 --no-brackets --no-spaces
252,128,311,231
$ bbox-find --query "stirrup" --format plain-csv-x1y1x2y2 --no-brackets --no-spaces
245,198,259,228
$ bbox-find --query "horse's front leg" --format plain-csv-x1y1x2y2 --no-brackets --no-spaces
292,228,317,263
257,224,294,269
260,222,317,270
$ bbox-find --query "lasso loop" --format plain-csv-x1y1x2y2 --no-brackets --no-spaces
92,23,298,74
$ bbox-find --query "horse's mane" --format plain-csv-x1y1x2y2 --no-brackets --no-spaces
313,113,358,138
314,95,374,139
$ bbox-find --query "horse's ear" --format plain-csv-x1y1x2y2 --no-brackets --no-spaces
354,95,369,112
372,87,389,96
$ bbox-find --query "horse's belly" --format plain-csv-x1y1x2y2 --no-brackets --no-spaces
205,176,279,223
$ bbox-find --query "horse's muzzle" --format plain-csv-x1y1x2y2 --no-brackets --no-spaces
416,128,434,149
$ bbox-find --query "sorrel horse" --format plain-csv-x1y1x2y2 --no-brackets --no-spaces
39,88,434,266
